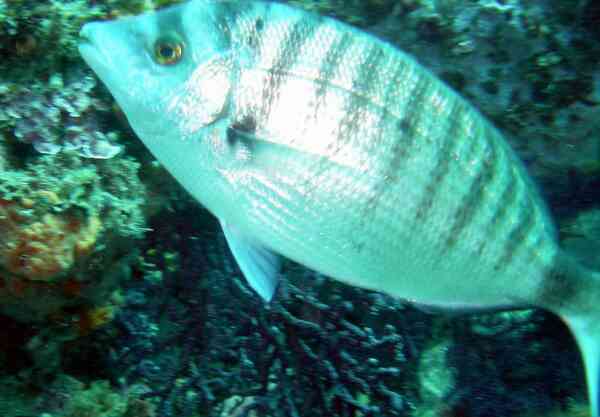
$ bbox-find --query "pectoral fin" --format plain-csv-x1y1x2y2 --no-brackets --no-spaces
220,219,280,302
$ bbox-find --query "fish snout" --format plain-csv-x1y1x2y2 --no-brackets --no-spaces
78,22,121,79
78,22,101,47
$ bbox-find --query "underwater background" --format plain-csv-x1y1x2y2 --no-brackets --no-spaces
0,0,599,416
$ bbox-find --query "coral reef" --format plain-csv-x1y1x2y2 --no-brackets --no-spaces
92,206,429,417
0,0,154,393
447,310,583,417
0,72,121,158
0,373,155,417
2,207,101,281
0,151,147,323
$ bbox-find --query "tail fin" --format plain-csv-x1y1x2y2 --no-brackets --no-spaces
562,313,600,417
546,256,600,417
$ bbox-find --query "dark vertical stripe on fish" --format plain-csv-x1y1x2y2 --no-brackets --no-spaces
355,57,404,220
211,1,244,48
312,31,354,117
377,62,418,186
444,137,499,250
260,17,318,123
475,163,517,256
493,181,536,271
334,44,386,154
413,100,463,221
377,67,431,187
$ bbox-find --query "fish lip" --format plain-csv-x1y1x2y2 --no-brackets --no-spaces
78,26,97,61
78,24,93,45
77,25,122,105
78,24,113,74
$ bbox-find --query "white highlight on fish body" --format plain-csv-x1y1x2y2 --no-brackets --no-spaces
78,1,600,415
166,54,233,135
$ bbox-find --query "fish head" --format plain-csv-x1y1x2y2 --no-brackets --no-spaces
79,1,243,216
79,1,235,139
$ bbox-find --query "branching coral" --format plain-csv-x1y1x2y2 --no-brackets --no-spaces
96,206,430,417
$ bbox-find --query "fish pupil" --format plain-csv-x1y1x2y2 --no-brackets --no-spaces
159,45,174,58
154,40,183,65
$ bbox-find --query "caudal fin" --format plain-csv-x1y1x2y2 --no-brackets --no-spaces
562,313,600,417
544,256,600,417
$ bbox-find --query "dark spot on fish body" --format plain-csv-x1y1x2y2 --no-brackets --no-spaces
397,118,411,133
227,115,257,146
245,22,263,49
231,115,257,134
216,1,242,31
226,129,240,148
373,63,421,190
255,18,264,32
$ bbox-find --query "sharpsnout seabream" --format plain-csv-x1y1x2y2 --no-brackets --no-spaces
79,1,600,414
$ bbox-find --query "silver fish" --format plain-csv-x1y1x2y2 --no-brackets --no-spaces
79,1,600,414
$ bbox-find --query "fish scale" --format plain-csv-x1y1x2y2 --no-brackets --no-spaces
78,1,600,414
232,7,557,303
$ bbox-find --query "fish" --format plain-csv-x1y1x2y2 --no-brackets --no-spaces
78,1,600,414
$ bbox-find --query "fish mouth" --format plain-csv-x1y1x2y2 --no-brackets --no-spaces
78,23,115,72
78,25,100,63
78,24,95,48
78,26,91,44
78,23,119,92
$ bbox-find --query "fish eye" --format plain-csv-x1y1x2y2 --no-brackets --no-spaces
153,39,183,65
